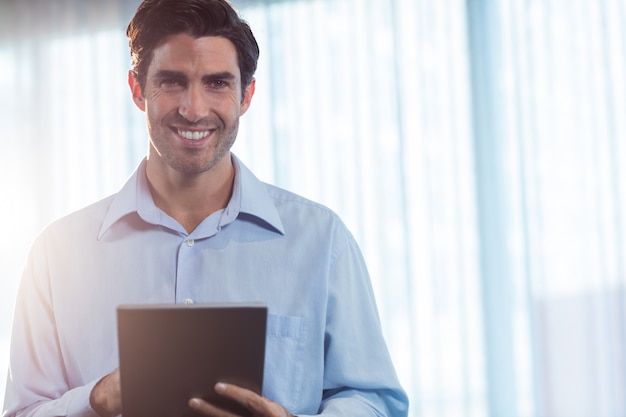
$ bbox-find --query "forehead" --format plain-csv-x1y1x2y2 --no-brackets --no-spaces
148,34,240,78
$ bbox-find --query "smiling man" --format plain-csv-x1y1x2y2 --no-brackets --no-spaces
2,1,408,417
133,33,254,233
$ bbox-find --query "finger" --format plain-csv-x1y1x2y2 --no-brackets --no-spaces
214,383,291,417
188,397,236,417
214,383,268,413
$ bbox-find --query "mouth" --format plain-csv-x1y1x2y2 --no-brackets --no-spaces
176,128,212,141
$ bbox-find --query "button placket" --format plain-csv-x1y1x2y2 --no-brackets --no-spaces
177,237,198,304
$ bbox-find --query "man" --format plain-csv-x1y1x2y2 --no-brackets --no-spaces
3,0,409,416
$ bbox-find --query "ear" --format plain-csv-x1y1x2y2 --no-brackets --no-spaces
239,78,256,116
128,70,146,112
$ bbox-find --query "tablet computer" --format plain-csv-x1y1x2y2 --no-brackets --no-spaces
117,303,267,417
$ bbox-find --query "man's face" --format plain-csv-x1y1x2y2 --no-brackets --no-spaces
129,34,254,176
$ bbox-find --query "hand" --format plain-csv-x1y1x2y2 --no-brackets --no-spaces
188,382,294,417
89,368,122,417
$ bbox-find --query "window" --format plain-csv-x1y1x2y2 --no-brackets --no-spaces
2,1,625,416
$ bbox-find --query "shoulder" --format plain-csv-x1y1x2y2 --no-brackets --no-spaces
265,183,343,223
261,183,358,250
23,194,117,282
36,194,116,244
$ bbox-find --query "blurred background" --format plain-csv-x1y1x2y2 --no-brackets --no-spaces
1,0,626,416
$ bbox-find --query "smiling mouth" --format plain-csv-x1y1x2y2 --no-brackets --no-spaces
176,129,212,140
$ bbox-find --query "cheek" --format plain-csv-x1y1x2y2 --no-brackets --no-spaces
221,94,245,118
145,94,179,123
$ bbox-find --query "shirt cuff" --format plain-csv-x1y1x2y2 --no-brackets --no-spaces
65,378,102,417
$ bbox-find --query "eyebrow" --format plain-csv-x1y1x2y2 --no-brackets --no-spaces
152,70,186,81
152,70,237,83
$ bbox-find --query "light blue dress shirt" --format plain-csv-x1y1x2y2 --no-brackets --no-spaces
3,155,408,417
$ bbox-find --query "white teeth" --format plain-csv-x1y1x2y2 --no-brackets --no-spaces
178,130,210,140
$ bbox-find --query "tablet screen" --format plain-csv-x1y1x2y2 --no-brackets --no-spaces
117,303,267,417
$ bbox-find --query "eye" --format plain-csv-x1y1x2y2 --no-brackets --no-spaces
208,79,229,90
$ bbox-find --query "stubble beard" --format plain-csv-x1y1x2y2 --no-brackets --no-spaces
151,117,240,176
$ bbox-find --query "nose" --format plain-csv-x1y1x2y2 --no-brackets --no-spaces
179,85,209,123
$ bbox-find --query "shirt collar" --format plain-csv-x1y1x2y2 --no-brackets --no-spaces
98,154,285,239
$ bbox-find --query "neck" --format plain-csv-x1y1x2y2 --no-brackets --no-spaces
145,155,235,234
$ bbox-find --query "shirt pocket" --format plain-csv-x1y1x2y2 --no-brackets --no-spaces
262,314,308,410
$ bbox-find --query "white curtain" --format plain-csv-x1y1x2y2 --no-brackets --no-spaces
1,1,625,416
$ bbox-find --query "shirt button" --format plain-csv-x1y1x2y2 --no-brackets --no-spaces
185,239,195,247
183,298,194,305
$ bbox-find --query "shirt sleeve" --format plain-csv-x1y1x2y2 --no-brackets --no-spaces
2,235,102,417
304,229,409,417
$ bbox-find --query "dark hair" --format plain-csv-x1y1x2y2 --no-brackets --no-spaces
127,0,259,92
